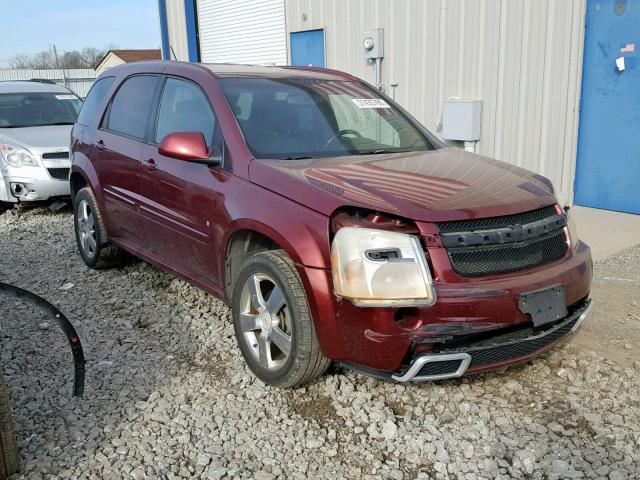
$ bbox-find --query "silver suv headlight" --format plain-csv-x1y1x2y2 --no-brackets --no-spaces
331,227,436,307
0,143,37,167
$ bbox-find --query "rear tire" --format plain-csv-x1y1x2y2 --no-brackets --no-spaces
0,371,18,479
232,250,330,388
73,187,124,269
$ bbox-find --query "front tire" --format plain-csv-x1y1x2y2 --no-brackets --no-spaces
0,371,18,479
232,250,330,388
73,187,124,269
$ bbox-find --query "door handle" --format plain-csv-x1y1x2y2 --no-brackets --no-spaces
94,139,105,151
144,158,157,172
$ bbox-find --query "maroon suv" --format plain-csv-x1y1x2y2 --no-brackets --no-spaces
70,61,592,387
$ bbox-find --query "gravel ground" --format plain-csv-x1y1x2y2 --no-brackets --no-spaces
0,205,639,480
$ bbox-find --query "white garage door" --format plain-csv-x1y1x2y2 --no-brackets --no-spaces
196,0,287,65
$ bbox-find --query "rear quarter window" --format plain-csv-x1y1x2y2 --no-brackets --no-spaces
76,76,114,127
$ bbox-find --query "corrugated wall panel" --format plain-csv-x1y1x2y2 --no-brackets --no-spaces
166,0,190,61
197,0,287,65
285,0,586,201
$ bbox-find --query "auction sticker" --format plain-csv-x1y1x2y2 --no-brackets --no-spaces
352,98,391,109
55,94,77,100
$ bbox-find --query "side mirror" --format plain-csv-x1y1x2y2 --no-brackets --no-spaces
158,132,219,166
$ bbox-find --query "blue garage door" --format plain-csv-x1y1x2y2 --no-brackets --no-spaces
290,29,325,67
575,0,640,214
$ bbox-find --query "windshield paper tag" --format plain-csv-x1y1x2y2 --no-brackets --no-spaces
55,94,76,100
352,98,391,109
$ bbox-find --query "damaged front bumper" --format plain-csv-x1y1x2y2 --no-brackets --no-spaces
346,299,592,382
0,162,70,202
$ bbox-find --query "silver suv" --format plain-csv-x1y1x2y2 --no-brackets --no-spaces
0,81,82,205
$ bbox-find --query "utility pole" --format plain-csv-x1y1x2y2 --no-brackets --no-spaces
49,44,60,68
49,43,66,87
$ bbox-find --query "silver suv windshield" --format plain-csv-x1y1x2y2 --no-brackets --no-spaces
0,92,82,128
218,77,432,159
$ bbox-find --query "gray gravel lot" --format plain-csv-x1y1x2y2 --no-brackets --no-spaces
0,205,639,480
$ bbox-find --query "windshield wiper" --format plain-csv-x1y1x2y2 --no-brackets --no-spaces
363,149,392,155
284,155,314,160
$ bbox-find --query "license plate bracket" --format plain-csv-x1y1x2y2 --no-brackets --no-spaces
518,284,567,328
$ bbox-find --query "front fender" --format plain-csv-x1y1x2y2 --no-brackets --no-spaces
219,175,332,275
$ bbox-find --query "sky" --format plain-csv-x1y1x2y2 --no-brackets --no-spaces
0,0,161,67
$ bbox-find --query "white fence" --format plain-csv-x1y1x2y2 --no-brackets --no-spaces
0,69,97,98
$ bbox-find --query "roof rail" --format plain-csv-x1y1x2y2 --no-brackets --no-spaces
29,78,57,84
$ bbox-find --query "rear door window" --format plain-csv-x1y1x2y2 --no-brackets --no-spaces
154,77,216,148
77,76,114,126
105,75,159,139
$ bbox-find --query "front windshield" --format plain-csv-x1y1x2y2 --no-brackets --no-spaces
0,92,82,128
218,77,432,159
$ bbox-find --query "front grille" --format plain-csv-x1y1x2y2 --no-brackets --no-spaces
47,167,70,180
438,206,568,276
438,206,558,233
448,230,568,276
416,359,463,377
42,152,69,160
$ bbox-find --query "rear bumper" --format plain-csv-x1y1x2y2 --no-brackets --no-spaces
389,299,592,382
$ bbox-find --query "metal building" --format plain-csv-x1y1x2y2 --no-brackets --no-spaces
160,0,640,215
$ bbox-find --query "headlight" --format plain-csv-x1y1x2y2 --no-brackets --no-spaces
564,206,579,250
0,144,37,167
331,227,436,307
553,184,579,250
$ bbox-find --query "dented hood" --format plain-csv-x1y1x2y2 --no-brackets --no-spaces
249,148,557,222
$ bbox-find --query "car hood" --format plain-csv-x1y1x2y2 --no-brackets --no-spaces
0,125,72,152
249,148,557,222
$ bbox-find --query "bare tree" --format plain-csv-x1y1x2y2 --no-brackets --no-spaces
80,47,106,69
62,51,85,69
29,51,57,69
8,46,109,70
8,54,31,69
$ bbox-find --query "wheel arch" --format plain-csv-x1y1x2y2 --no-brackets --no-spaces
222,218,327,302
69,149,101,202
69,171,89,200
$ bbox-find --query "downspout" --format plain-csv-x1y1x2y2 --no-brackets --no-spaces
184,0,201,62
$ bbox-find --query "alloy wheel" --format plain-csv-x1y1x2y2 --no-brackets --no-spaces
77,199,97,258
238,273,292,371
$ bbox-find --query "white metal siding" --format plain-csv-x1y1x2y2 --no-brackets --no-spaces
166,0,190,61
197,0,287,65
285,0,586,201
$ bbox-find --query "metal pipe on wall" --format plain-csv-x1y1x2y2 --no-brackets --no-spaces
375,57,383,90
